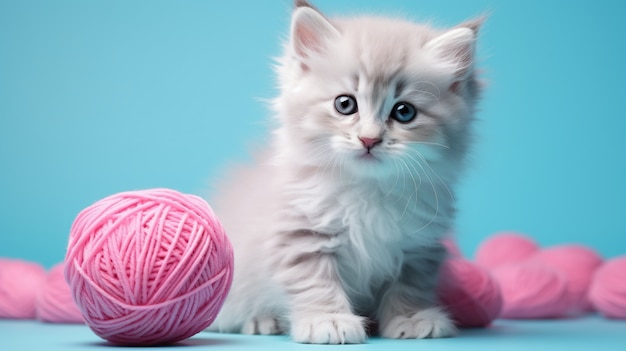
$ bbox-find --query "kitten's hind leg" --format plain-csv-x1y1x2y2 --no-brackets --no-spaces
207,270,287,335
241,313,283,335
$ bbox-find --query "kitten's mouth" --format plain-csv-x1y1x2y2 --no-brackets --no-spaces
357,151,380,162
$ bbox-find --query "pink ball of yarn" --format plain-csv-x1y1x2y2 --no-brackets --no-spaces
0,258,46,319
492,262,570,319
589,256,626,319
531,245,603,316
36,262,84,324
64,188,234,346
438,258,503,327
475,232,540,268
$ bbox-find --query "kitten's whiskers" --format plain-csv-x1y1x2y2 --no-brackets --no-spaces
403,152,441,233
396,158,421,223
405,148,455,203
404,141,450,149
384,160,403,200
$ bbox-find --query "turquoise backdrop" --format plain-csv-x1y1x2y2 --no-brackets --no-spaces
1,0,625,267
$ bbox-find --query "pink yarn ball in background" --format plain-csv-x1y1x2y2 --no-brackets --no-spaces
531,245,603,316
492,262,570,319
589,256,626,319
438,258,502,327
64,188,234,346
36,262,84,324
0,258,46,319
475,232,540,268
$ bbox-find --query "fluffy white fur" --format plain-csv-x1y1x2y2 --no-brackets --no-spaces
208,1,482,344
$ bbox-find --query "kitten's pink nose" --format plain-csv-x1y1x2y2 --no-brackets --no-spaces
359,137,382,150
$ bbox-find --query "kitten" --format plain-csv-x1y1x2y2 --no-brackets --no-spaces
208,0,482,344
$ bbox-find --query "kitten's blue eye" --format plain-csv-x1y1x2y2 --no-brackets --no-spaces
390,102,417,123
334,95,358,115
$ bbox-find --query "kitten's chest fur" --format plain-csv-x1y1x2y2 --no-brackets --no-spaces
279,168,454,308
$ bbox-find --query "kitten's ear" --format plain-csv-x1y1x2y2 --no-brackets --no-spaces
290,4,339,60
456,16,485,35
424,21,481,79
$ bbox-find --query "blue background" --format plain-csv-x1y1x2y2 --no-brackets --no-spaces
1,0,625,268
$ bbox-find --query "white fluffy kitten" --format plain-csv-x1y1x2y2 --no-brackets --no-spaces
209,0,482,344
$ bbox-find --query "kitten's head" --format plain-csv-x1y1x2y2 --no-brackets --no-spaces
273,1,482,181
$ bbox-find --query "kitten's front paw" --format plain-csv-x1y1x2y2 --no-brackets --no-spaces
291,313,367,344
381,307,457,339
